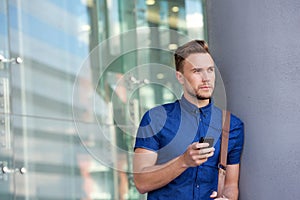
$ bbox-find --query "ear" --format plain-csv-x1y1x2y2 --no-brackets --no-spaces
176,71,184,85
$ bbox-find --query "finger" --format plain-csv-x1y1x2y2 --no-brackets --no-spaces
210,191,217,198
199,147,215,155
221,195,229,200
196,149,215,160
198,154,209,160
193,142,209,149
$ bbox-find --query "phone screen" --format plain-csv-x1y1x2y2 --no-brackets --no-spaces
199,137,214,148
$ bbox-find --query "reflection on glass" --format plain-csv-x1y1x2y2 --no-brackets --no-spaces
1,0,207,199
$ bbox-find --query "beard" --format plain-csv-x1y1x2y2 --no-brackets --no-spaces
186,88,213,101
196,94,211,100
195,85,214,100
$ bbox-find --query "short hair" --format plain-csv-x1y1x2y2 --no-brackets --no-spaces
174,40,210,72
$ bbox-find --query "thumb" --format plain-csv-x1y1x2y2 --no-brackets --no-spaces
210,191,218,198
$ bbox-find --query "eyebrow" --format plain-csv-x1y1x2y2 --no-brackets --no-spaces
190,66,215,70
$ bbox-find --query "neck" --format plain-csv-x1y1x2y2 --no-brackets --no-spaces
197,99,210,108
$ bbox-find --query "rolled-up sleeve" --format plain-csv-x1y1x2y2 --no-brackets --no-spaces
227,116,244,165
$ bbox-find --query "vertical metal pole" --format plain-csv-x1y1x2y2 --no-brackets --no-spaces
107,102,119,199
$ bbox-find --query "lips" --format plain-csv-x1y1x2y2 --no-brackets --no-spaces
199,85,211,90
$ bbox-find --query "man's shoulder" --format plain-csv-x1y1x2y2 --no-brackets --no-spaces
147,100,180,114
140,100,180,123
212,105,244,129
229,112,243,126
228,111,244,134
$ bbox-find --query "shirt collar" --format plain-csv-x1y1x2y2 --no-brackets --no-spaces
179,95,213,115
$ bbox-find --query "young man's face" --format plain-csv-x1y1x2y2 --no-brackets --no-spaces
177,53,215,101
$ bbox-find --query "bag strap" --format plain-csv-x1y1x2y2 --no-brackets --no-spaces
217,110,231,197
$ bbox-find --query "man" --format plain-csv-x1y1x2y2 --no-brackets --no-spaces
133,40,244,200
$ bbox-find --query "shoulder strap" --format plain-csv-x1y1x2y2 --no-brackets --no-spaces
217,110,231,197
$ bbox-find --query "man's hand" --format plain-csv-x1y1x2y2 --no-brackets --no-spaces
210,164,240,199
181,142,215,167
210,191,229,200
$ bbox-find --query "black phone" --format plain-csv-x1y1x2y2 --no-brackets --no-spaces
199,137,214,148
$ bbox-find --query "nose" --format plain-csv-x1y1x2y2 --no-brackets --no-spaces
201,71,209,81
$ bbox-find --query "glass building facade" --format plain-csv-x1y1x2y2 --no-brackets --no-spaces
0,0,207,199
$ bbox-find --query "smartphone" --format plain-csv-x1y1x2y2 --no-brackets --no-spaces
199,137,214,148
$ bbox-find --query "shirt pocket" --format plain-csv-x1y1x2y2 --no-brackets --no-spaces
198,165,218,184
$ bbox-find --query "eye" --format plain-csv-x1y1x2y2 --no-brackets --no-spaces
192,68,202,73
208,67,215,72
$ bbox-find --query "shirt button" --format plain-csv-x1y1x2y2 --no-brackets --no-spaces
196,185,199,188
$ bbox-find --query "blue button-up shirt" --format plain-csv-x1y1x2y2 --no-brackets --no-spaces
134,96,244,200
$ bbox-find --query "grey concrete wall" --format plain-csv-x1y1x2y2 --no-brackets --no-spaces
206,1,300,199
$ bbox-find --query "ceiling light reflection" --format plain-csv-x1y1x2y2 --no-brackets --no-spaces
172,6,179,13
146,0,155,6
